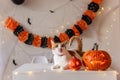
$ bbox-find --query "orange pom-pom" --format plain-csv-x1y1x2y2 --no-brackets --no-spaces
47,37,54,48
92,0,102,4
72,25,80,36
84,10,96,20
77,20,88,30
32,35,42,47
69,56,82,71
5,17,19,31
18,31,29,42
59,33,69,42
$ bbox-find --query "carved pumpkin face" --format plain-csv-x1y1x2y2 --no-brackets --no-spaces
69,56,82,71
82,50,111,70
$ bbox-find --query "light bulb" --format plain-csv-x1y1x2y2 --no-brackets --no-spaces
14,72,18,76
101,7,105,11
27,71,33,75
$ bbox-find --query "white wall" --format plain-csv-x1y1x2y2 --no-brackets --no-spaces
0,0,120,80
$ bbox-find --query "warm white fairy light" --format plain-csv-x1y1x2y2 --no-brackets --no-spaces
0,21,5,25
101,7,105,11
85,69,88,71
106,30,110,33
103,73,107,76
108,7,112,10
110,25,113,28
97,11,102,15
106,42,110,46
115,71,119,75
66,22,70,25
14,72,18,76
107,49,110,52
113,19,116,22
27,71,33,75
7,75,11,79
105,37,109,39
50,31,53,34
73,19,77,23
113,12,117,15
43,70,47,72
61,26,65,29
56,29,59,33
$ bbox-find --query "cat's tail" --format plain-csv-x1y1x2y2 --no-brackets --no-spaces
69,36,84,57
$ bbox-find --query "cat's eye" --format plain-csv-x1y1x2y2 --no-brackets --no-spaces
11,0,25,5
61,44,65,47
55,45,58,47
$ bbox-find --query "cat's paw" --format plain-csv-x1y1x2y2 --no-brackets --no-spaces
51,65,61,70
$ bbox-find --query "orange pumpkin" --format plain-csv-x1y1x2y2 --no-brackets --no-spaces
82,43,111,70
69,56,82,71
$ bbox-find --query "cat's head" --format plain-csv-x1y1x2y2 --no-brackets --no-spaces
51,40,67,56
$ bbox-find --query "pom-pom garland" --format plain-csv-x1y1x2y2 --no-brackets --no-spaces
4,0,102,48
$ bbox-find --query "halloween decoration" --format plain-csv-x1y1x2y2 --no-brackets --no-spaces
82,43,112,70
27,18,32,25
13,59,18,66
69,56,82,71
4,0,102,48
11,0,25,5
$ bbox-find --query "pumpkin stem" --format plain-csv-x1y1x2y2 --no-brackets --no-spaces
92,43,99,50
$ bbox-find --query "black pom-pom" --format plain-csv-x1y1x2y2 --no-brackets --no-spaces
41,37,48,48
65,29,75,38
54,36,61,43
88,2,99,12
14,25,24,36
82,15,92,25
74,25,83,34
11,0,25,5
25,33,34,45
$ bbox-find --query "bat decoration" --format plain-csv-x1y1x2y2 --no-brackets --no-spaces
49,10,55,13
13,59,18,66
27,18,32,25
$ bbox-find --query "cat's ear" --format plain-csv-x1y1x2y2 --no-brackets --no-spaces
51,40,55,48
63,40,68,45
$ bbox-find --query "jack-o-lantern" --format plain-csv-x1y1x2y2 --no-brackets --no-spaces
82,43,111,70
69,56,82,71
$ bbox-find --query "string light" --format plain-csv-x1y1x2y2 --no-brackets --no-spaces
114,71,119,75
108,7,112,10
97,11,102,15
27,71,33,75
14,72,18,76
55,30,59,33
60,26,65,29
43,70,47,72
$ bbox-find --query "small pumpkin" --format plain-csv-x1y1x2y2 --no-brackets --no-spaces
82,43,111,70
69,56,82,71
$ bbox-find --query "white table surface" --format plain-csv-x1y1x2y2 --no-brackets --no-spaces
12,63,117,80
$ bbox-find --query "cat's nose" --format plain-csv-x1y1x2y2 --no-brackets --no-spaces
59,48,63,53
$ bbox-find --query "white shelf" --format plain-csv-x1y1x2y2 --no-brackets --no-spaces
12,63,117,80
